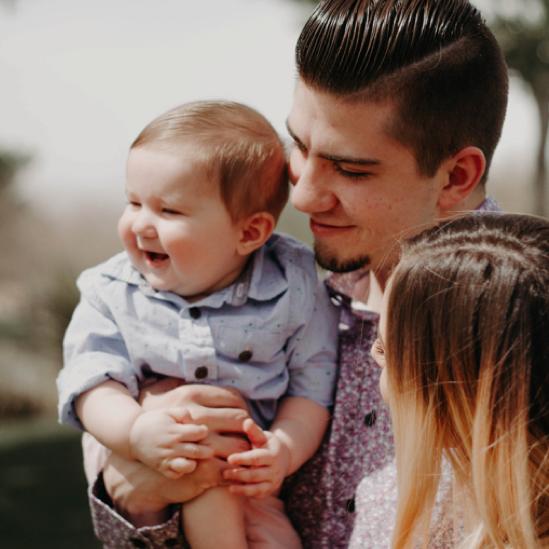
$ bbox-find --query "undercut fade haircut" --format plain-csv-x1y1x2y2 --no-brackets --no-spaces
296,0,509,182
131,101,289,222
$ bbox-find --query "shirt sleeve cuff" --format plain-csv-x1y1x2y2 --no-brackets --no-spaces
89,472,186,548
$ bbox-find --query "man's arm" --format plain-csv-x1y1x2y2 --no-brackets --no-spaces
86,380,253,543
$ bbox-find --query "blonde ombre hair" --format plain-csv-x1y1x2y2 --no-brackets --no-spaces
386,213,549,548
131,100,288,222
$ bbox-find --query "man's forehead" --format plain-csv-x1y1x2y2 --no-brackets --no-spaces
287,81,402,160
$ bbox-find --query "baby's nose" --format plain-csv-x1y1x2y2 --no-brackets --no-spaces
132,212,157,238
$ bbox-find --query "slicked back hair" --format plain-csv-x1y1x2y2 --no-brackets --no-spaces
296,0,508,182
131,101,288,222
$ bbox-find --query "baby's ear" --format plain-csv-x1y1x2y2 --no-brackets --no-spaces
236,212,275,255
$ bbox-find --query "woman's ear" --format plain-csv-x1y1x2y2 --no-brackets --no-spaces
437,146,486,212
236,212,276,255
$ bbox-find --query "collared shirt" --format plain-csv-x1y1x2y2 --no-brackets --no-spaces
58,233,339,429
85,198,500,549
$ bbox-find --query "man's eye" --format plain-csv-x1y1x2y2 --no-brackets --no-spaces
334,164,371,179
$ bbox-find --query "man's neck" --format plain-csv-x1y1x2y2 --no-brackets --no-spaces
363,267,391,314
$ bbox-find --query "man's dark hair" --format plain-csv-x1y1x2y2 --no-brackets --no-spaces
296,0,509,182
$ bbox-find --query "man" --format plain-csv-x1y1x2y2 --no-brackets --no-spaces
86,0,507,547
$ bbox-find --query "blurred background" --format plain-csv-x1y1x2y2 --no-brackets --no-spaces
0,0,547,546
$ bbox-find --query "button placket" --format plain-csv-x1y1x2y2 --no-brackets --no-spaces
181,311,218,381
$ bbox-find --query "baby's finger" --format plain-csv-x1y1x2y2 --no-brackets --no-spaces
227,448,272,467
204,433,250,458
243,418,268,447
174,423,209,442
223,466,272,484
168,457,197,476
228,481,272,498
173,442,214,460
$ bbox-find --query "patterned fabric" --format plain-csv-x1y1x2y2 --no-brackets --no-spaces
89,474,184,549
283,276,392,548
87,199,499,549
58,232,339,429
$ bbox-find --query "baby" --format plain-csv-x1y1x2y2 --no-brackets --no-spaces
57,100,339,548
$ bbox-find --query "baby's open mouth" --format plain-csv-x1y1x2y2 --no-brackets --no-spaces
144,251,169,263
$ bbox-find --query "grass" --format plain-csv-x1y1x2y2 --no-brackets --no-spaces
0,418,99,548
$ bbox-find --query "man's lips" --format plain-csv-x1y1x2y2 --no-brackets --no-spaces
309,219,355,236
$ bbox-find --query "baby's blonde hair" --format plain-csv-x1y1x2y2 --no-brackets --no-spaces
131,100,288,222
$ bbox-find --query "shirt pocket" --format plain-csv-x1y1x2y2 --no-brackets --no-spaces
212,324,288,365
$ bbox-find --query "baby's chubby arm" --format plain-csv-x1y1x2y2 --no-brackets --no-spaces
223,396,330,497
76,380,214,478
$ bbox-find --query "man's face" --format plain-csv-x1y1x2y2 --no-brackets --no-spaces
287,79,445,274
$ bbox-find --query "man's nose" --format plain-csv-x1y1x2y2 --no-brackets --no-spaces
289,157,337,214
132,210,157,238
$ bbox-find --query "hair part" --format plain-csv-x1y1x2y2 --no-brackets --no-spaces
385,213,549,548
296,0,508,182
131,100,289,222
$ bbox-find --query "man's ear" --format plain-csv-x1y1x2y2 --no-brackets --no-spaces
437,146,486,212
236,212,276,255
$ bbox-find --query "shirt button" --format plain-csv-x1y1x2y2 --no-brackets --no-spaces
345,497,356,513
238,349,253,362
195,366,208,379
129,537,148,548
189,307,201,319
364,409,377,427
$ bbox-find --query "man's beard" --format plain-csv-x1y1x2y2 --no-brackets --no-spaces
314,242,370,273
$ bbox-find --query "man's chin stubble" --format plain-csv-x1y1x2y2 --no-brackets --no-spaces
314,243,370,273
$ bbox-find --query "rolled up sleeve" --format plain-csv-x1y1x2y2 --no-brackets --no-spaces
57,283,138,430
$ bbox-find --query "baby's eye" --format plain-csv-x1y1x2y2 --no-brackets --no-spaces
128,200,141,208
162,208,182,215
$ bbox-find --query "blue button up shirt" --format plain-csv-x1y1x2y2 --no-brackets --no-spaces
58,233,339,429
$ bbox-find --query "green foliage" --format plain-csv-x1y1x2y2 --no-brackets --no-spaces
491,0,549,87
0,150,31,194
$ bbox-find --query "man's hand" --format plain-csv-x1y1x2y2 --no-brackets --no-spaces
223,418,292,498
100,380,254,527
139,380,253,458
128,407,214,478
103,450,225,527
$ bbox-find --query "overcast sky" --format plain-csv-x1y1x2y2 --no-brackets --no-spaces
0,0,541,223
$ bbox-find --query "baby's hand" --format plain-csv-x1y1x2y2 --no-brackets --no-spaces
223,419,291,498
129,407,214,478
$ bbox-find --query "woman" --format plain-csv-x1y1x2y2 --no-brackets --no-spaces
363,213,548,548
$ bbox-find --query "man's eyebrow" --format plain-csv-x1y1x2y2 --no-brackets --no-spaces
321,153,381,166
285,119,380,166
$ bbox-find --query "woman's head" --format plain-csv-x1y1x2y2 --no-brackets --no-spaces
376,212,549,548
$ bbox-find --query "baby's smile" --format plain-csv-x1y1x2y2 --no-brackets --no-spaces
144,250,169,266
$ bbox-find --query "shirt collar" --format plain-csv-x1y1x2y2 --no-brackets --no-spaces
101,237,288,309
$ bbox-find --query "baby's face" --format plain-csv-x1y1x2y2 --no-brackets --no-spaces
118,146,246,299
